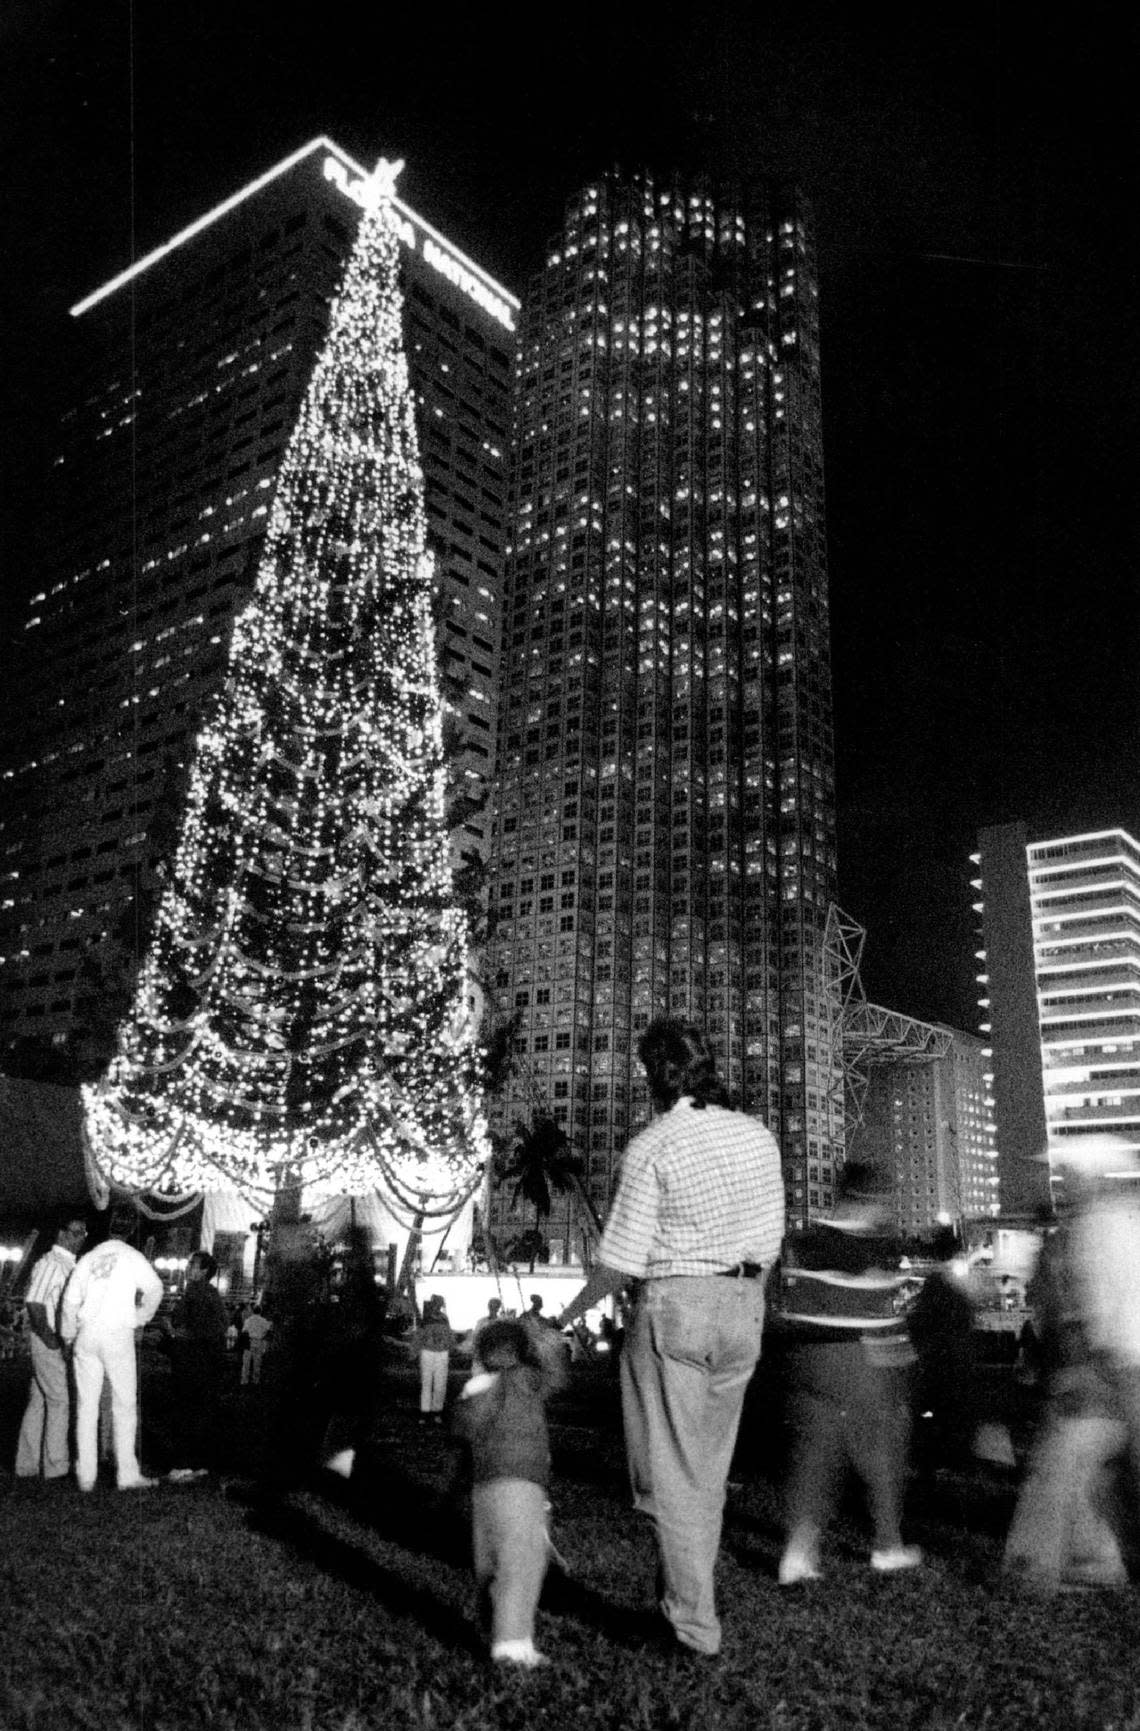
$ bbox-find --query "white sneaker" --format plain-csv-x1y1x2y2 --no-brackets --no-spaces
491,1640,548,1668
778,1552,822,1587
118,1475,160,1491
324,1449,356,1479
870,1545,922,1573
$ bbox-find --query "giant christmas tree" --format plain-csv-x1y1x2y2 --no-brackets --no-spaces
84,159,488,1216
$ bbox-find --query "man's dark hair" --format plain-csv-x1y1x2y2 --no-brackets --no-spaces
190,1251,218,1281
54,1209,86,1239
638,1018,728,1111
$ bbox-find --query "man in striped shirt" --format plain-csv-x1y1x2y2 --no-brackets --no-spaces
560,1018,784,1657
15,1212,88,1479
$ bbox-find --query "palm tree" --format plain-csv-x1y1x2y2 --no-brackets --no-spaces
498,1114,582,1270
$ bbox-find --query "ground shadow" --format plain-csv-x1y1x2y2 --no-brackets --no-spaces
241,1485,482,1655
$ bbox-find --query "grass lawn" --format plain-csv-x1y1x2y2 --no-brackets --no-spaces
2,1353,1139,1731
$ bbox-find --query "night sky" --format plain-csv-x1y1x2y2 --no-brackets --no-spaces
2,1,1136,1034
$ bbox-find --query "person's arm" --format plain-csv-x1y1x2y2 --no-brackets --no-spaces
58,1267,83,1345
556,1261,628,1330
24,1300,60,1351
135,1258,165,1328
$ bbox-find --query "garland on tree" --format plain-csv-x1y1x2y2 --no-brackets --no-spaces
84,158,489,1212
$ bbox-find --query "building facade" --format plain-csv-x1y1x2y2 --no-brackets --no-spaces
974,824,1140,1206
485,171,840,1242
0,138,517,1070
859,1027,999,1236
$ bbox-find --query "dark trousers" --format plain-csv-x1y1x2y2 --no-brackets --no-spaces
172,1345,226,1469
784,1351,911,1554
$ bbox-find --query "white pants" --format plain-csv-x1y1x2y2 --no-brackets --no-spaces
73,1330,144,1490
241,1341,267,1385
15,1336,71,1479
419,1350,450,1412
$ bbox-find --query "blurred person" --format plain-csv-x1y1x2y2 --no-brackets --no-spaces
558,1016,784,1658
166,1251,229,1481
908,1227,983,1477
1004,1137,1139,1592
451,1316,565,1667
59,1205,164,1492
14,1213,87,1479
316,1228,386,1478
412,1294,454,1424
778,1162,920,1585
1067,1135,1140,1519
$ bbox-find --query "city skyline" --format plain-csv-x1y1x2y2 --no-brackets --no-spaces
2,4,1135,1039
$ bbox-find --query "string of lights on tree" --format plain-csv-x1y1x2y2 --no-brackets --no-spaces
84,159,489,1215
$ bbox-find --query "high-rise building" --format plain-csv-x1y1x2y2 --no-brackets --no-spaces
486,171,839,1240
0,138,518,1068
859,1027,999,1235
974,824,1140,1208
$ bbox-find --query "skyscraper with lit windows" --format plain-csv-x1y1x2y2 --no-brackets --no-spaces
974,824,1140,1210
486,171,839,1239
0,138,517,1071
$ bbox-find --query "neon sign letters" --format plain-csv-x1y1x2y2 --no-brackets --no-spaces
322,156,517,333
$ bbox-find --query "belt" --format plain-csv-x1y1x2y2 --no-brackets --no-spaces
717,1262,764,1280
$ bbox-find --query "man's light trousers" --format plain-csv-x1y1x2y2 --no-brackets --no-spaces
15,1336,71,1479
73,1330,144,1490
621,1274,766,1656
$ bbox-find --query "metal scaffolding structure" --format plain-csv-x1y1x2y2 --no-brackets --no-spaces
823,903,954,1147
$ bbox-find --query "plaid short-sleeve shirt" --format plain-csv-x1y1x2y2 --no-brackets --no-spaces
599,1098,785,1280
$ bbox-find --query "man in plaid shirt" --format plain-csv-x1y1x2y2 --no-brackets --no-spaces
560,1017,784,1657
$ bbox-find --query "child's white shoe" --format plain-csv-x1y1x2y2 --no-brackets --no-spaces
491,1639,548,1668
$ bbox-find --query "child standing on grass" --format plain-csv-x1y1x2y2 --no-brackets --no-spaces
451,1317,565,1668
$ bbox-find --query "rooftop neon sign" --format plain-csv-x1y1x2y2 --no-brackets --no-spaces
70,136,519,333
321,156,516,333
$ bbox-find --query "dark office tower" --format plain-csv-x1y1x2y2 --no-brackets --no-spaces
0,139,516,1070
486,172,838,1240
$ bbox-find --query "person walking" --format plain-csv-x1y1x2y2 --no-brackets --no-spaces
558,1017,785,1658
59,1205,164,1492
1004,1136,1140,1592
452,1317,566,1667
777,1161,921,1586
14,1212,88,1480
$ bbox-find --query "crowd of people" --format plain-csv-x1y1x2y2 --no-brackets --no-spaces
13,1212,273,1489
7,1016,1140,1670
